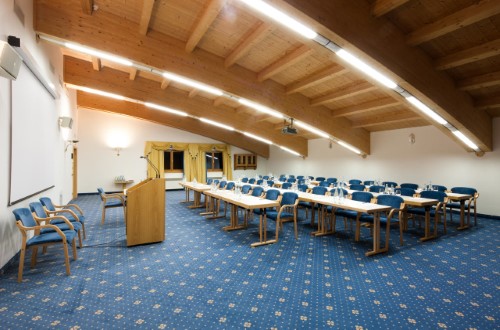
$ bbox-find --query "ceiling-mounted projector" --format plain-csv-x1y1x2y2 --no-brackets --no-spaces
282,118,297,135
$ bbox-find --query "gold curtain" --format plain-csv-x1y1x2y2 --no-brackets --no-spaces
144,142,232,182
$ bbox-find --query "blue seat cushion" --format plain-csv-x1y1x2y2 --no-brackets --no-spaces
105,201,124,207
358,214,398,224
40,221,82,235
407,208,439,217
26,230,77,247
266,211,294,220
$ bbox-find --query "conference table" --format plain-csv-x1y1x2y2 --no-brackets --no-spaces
445,192,473,230
203,189,280,247
178,181,212,209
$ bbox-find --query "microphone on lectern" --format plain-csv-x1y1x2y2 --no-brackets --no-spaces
140,154,160,178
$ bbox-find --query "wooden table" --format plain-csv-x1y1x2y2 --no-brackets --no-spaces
203,190,280,247
400,196,440,241
446,192,473,230
115,179,134,190
178,182,212,209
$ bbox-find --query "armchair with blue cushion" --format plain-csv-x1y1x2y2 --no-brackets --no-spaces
349,184,366,191
253,189,280,219
407,190,448,235
306,186,328,226
335,191,373,239
369,185,385,193
447,187,479,226
39,197,87,239
400,183,419,190
12,208,78,282
382,181,398,188
97,188,126,224
267,192,299,240
432,185,447,192
395,187,416,197
349,179,362,185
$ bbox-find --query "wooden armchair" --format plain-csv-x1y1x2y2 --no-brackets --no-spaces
97,188,126,224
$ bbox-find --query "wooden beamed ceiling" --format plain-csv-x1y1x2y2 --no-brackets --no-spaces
35,0,500,157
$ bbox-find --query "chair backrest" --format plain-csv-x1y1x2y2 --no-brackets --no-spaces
40,197,56,211
420,190,447,202
213,179,220,185
433,185,447,192
13,208,37,227
288,175,295,179
241,185,252,194
326,177,337,184
308,176,314,180
315,177,326,182
311,186,328,195
96,188,106,201
296,175,304,180
241,177,248,183
267,180,275,187
281,192,298,206
377,195,404,209
262,176,269,180
349,179,362,185
248,178,256,184
225,182,235,190
319,181,331,187
450,187,477,195
251,186,264,197
281,182,292,189
382,181,398,188
363,180,375,186
349,184,366,191
369,185,385,193
351,191,373,203
29,202,48,218
265,189,281,201
396,187,415,196
256,179,263,185
297,184,308,192
287,177,296,183
400,183,418,190
297,179,306,185
206,178,213,184
219,181,227,189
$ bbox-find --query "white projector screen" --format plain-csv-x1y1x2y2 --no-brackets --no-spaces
10,63,56,205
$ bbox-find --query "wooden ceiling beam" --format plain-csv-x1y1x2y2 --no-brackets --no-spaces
457,70,500,91
371,0,410,17
129,67,138,80
351,111,420,128
188,89,198,98
474,95,500,110
185,0,226,53
139,0,155,36
311,81,375,107
407,0,500,46
91,56,101,71
77,91,271,157
160,78,171,90
257,44,314,82
331,97,400,117
286,64,347,95
435,38,500,70
81,0,93,15
277,0,492,151
64,56,307,156
224,20,274,68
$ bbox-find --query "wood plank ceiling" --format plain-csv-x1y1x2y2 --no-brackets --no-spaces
34,0,499,158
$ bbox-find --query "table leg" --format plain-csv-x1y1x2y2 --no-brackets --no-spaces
223,204,245,231
420,206,437,242
188,191,205,208
315,205,336,236
181,188,191,203
251,209,277,247
366,211,387,256
457,200,469,230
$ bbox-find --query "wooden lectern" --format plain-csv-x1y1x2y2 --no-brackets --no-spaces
125,178,165,246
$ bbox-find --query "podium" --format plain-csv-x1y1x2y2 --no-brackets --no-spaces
125,178,165,246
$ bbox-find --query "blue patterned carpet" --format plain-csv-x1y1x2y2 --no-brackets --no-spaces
0,190,498,329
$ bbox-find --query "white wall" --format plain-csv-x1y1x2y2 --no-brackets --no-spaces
268,120,500,216
77,108,269,193
0,0,75,269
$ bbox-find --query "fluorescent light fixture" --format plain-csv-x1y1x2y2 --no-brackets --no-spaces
452,130,479,150
238,99,285,119
75,86,125,100
338,141,362,155
145,102,188,117
163,72,223,96
336,49,398,89
243,132,273,145
199,117,234,131
280,146,301,156
238,0,317,39
405,96,447,125
294,121,329,138
65,42,133,66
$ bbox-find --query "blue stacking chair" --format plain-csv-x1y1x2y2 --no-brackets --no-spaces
364,180,375,186
281,182,292,189
247,178,255,184
12,208,78,282
335,191,373,238
267,192,300,240
296,175,304,180
262,176,269,180
241,177,249,183
256,179,263,185
349,179,362,185
369,185,385,193
96,188,126,224
40,197,87,239
266,180,275,187
382,181,398,188
432,185,447,192
319,181,331,188
287,177,296,183
315,177,326,182
395,187,415,197
400,183,418,190
407,190,448,234
241,184,252,194
447,187,479,225
326,178,337,184
253,189,281,221
349,184,366,191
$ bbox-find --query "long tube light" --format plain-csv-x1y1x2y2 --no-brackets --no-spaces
405,96,447,125
75,86,125,100
280,146,301,156
294,121,329,138
65,42,133,66
337,141,362,155
199,117,234,131
244,132,273,145
452,130,479,150
238,98,285,119
145,102,188,117
163,72,223,96
238,0,317,39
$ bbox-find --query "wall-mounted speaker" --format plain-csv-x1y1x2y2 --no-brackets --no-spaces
59,116,73,129
0,40,22,80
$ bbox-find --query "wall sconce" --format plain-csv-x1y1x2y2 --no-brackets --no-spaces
114,147,122,156
59,116,73,129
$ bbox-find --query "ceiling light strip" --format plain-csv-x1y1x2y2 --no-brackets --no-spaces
294,121,329,138
162,72,223,96
244,132,273,145
238,99,285,119
452,130,479,151
65,42,133,67
337,141,362,155
145,102,188,117
280,146,301,156
199,117,235,131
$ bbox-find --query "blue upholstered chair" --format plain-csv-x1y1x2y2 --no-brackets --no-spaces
262,176,270,180
97,188,126,224
432,185,447,192
335,191,373,238
326,178,337,184
363,180,375,186
266,180,275,187
400,183,418,190
349,184,366,191
225,182,235,190
448,187,479,225
369,185,385,193
395,187,416,197
30,202,83,248
251,186,264,198
286,177,296,183
12,208,78,282
206,178,213,185
315,177,326,182
306,186,328,226
319,181,331,188
253,189,281,219
296,175,304,180
382,181,398,188
247,178,256,184
349,179,362,185
407,190,448,234
267,192,300,240
297,184,308,192
39,197,87,239
256,179,263,185
241,184,252,194
281,182,292,189
357,195,405,246
241,177,249,183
